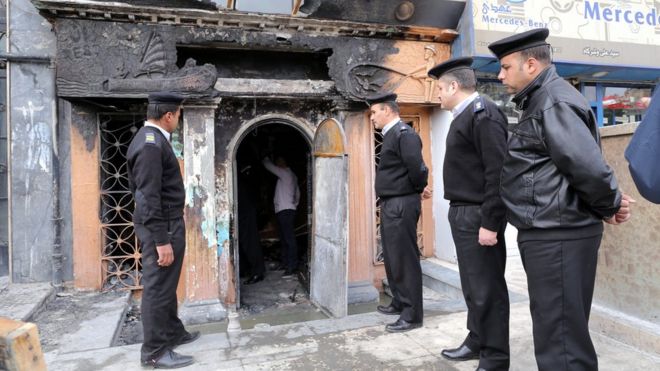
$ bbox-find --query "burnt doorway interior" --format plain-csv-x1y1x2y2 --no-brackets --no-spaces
235,122,318,323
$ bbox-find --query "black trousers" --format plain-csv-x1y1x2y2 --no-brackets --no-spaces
276,209,298,271
380,193,423,323
448,205,510,370
519,234,601,371
135,217,187,361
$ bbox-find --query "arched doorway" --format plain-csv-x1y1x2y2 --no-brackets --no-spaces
233,119,316,320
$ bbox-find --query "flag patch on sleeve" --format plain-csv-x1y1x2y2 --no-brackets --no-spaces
145,133,156,144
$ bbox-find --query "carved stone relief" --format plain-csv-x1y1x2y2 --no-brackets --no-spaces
345,41,449,104
56,20,217,97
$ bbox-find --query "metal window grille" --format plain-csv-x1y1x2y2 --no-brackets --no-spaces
99,113,143,290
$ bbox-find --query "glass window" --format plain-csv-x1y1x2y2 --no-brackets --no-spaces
477,80,519,124
602,86,652,126
235,0,292,14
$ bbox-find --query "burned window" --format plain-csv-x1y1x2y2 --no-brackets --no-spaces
235,0,293,14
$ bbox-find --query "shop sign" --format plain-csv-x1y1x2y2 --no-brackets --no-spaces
472,0,660,68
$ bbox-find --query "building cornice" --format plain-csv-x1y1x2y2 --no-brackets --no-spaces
31,0,458,43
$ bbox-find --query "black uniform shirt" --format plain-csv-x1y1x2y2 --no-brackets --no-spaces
375,121,428,197
443,96,508,231
127,125,185,245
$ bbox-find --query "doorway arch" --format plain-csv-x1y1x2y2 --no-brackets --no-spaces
228,114,314,309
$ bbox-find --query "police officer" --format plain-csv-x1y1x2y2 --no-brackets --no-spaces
127,92,200,369
368,92,429,333
488,29,634,370
428,57,510,370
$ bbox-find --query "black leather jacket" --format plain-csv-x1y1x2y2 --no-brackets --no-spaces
500,66,621,235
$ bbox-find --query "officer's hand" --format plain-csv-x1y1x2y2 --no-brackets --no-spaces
478,227,498,246
606,193,635,225
156,244,174,267
422,186,433,200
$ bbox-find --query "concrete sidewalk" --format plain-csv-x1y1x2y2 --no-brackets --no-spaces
0,276,54,321
45,301,660,371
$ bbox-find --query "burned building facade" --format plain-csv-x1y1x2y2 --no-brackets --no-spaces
3,0,467,322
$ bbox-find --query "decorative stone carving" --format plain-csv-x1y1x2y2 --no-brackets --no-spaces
345,41,448,104
56,20,217,97
104,32,216,93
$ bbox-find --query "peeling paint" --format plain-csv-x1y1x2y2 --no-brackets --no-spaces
185,181,217,249
215,220,230,257
171,130,184,159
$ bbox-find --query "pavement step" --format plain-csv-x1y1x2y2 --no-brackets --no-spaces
56,291,130,354
420,259,464,300
381,276,468,314
0,279,54,322
421,258,528,304
43,302,660,371
380,260,464,301
382,259,528,307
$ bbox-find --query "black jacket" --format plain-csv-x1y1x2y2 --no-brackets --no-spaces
501,66,621,238
127,125,185,245
375,121,428,197
443,96,508,232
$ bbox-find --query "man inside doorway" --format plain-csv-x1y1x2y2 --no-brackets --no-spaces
263,154,301,277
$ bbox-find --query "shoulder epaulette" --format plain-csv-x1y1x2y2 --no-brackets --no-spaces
399,122,412,132
144,128,159,145
473,96,485,113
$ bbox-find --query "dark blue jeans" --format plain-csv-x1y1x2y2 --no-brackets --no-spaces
276,209,298,271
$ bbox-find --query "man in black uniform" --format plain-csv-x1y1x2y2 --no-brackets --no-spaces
428,57,510,371
488,29,634,370
368,92,428,333
127,92,200,369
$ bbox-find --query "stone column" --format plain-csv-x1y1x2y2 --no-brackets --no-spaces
8,0,58,283
180,99,226,324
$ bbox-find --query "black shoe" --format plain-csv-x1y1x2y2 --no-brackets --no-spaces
376,304,402,315
173,331,200,347
141,349,194,369
385,319,422,333
441,343,479,361
243,274,264,285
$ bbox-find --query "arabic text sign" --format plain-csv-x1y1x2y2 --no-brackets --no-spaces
473,0,660,67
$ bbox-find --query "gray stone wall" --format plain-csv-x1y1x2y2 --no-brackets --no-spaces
593,125,660,353
8,0,59,282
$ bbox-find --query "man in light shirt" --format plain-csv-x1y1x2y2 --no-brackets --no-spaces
428,57,510,370
263,155,300,276
367,92,428,333
127,92,199,369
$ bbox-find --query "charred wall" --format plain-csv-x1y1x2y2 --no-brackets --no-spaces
54,18,404,102
215,98,333,162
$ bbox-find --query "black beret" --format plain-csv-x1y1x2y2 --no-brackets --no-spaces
428,57,474,79
488,28,550,59
365,92,397,106
148,91,185,105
